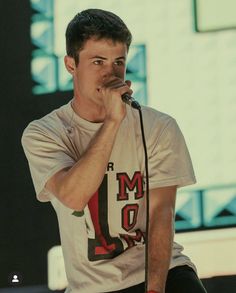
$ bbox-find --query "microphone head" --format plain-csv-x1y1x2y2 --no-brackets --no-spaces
121,93,141,110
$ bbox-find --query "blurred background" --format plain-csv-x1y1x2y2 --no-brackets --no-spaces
0,0,236,292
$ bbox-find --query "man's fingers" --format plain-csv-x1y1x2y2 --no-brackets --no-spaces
103,78,125,89
125,80,131,88
98,77,133,98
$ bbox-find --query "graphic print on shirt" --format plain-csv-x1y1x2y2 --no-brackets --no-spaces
87,170,145,261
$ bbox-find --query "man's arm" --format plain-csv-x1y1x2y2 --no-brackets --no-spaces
45,79,132,211
46,119,122,211
147,185,177,293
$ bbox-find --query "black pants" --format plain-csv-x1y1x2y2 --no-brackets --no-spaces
109,265,207,293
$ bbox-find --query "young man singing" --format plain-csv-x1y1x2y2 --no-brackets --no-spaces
22,8,207,293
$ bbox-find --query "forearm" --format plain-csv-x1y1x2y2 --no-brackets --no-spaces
147,209,174,292
48,119,121,210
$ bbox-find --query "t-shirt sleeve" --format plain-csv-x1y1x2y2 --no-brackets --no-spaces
147,117,196,189
21,122,75,202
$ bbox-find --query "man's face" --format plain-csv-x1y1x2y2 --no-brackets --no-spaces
71,37,128,105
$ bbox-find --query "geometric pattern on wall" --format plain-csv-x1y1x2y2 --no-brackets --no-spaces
30,0,148,104
31,51,57,94
175,185,236,232
126,45,147,105
30,0,55,94
175,190,202,231
203,186,236,227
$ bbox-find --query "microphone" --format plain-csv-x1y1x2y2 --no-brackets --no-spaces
121,93,141,110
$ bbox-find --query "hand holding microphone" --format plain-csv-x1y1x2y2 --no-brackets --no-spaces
118,79,140,109
98,77,141,123
99,78,140,109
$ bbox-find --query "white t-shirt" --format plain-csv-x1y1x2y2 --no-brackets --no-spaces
22,101,197,293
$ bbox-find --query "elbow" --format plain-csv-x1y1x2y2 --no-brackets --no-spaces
63,196,85,212
57,185,87,211
46,169,92,211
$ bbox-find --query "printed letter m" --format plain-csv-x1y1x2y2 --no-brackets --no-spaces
116,171,144,201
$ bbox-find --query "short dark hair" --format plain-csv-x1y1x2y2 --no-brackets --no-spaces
65,9,132,64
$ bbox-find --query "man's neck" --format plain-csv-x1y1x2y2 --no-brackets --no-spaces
71,97,106,123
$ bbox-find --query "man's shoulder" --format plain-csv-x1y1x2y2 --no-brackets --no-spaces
26,104,68,129
128,104,177,142
136,105,176,134
141,105,174,123
22,102,71,142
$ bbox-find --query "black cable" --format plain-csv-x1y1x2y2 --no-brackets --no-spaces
138,107,150,293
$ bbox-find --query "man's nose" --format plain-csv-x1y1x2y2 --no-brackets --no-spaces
101,64,116,80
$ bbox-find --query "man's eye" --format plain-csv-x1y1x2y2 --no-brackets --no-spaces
114,61,124,66
93,60,103,65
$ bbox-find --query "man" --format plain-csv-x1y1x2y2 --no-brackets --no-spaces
22,9,207,293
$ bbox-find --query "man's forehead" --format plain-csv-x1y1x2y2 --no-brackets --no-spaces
81,37,128,55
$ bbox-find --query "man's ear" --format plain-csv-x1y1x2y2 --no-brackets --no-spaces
64,55,76,74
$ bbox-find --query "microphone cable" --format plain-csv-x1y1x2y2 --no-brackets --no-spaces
137,106,150,293
126,96,150,292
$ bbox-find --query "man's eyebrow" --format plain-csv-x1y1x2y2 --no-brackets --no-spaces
90,55,107,60
115,56,126,60
90,55,126,60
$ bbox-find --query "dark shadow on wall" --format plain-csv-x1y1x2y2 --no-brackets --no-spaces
0,0,71,288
